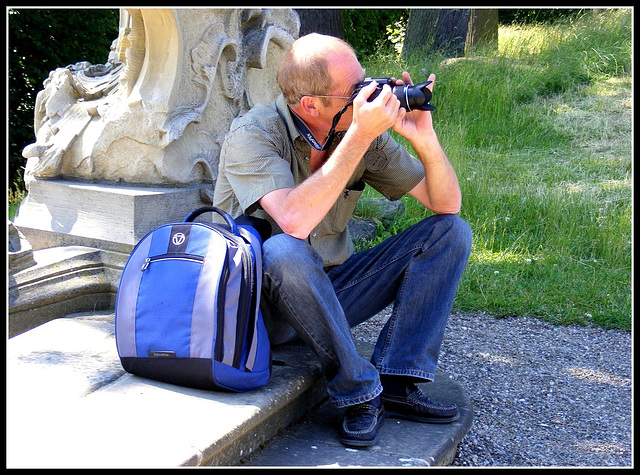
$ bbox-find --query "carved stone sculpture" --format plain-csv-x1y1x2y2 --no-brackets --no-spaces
21,8,299,191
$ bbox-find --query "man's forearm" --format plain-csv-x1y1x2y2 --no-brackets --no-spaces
409,133,462,214
260,129,372,239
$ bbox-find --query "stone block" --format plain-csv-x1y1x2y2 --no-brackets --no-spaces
13,179,209,252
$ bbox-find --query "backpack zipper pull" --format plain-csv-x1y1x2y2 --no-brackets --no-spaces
142,258,151,271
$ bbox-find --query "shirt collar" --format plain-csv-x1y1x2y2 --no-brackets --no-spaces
274,93,346,151
275,94,304,143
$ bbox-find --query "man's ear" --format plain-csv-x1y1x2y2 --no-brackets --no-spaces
299,95,321,117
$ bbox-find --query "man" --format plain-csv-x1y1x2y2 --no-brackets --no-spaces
213,33,472,447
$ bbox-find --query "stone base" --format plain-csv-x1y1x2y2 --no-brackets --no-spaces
10,179,211,335
13,179,210,252
8,246,117,337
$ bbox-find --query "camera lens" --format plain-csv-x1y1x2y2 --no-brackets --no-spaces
393,82,435,112
351,78,435,112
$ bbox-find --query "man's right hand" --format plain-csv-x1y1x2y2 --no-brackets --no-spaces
349,81,401,145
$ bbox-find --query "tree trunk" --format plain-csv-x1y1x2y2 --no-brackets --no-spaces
403,9,471,59
433,9,470,56
465,9,498,55
295,9,344,39
402,9,439,60
403,8,498,59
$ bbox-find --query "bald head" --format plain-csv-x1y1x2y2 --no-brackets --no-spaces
290,33,356,61
277,33,359,106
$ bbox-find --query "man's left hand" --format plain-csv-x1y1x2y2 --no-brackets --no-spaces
391,71,437,143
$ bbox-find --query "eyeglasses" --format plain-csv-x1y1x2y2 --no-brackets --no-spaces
302,94,352,101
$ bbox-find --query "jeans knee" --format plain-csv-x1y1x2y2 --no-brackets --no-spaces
423,214,472,258
262,233,323,277
448,215,473,254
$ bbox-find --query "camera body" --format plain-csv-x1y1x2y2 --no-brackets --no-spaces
352,77,436,112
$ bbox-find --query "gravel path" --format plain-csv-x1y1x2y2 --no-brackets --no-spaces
352,309,632,467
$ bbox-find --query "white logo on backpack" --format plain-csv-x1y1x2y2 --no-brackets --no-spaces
172,232,186,245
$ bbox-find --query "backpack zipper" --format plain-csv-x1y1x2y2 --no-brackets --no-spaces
141,253,204,271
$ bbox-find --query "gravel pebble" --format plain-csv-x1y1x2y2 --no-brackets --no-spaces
352,309,632,467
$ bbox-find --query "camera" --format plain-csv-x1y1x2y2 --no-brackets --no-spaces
351,77,435,112
320,75,436,151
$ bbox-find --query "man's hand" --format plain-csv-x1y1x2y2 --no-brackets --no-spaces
384,71,462,215
391,72,437,143
349,80,402,145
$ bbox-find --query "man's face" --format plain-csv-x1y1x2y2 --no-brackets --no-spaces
322,53,365,131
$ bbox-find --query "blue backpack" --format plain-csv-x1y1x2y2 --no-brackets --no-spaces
115,207,271,392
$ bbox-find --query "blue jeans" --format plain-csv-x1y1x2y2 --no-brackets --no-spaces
261,214,472,408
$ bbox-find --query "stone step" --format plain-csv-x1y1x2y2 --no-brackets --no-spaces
6,311,327,468
241,339,473,467
6,311,472,468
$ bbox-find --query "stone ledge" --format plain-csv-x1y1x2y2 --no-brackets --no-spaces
7,311,472,468
6,312,327,468
13,179,208,252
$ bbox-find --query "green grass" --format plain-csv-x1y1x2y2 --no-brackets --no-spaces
8,180,26,220
356,9,632,330
9,10,631,331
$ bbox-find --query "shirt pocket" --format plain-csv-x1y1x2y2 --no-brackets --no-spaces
326,181,365,235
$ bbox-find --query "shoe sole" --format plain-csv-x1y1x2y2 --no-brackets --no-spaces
338,431,381,448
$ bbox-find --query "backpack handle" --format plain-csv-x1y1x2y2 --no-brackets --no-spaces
184,206,239,235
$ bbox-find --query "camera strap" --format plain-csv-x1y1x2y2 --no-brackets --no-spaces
290,112,326,151
290,99,354,152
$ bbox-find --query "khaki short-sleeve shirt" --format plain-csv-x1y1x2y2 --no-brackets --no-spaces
212,94,425,267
